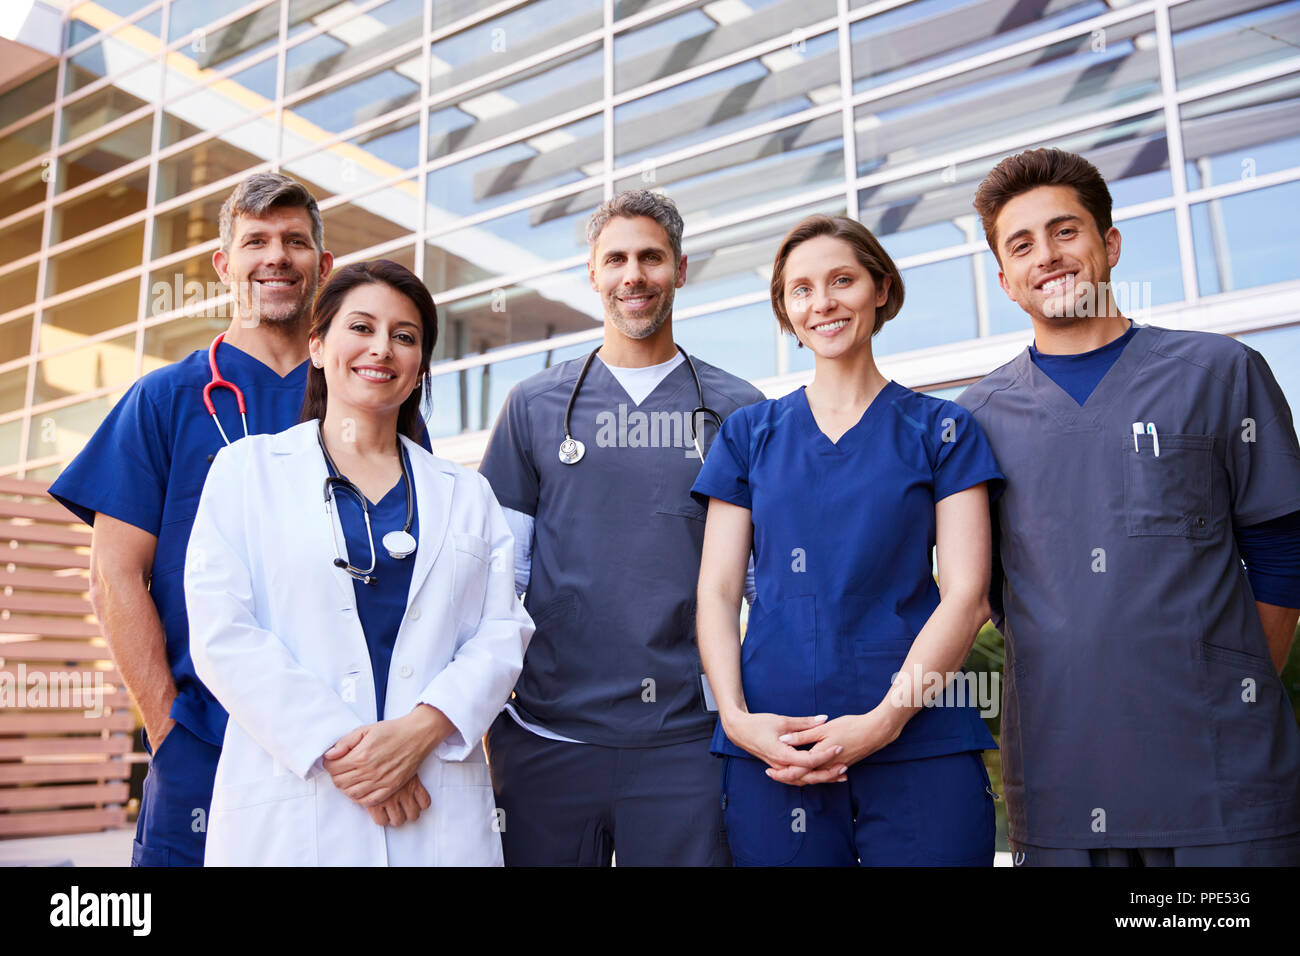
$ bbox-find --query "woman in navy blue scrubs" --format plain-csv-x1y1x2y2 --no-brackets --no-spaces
693,216,1004,866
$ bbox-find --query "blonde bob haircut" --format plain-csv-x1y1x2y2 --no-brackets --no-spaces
769,214,905,337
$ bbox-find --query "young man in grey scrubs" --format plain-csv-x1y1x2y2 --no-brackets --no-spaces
958,148,1300,866
478,189,764,865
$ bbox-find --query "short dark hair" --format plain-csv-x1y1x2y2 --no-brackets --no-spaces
770,215,905,336
974,148,1113,261
300,260,436,444
220,172,324,253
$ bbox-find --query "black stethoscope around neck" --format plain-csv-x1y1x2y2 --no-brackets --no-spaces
317,423,416,585
559,345,722,465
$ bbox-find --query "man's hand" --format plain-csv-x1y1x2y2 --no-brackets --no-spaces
366,775,432,827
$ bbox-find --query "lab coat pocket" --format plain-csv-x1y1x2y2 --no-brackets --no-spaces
1198,642,1300,807
1121,434,1214,538
208,773,318,866
451,532,491,627
436,758,502,866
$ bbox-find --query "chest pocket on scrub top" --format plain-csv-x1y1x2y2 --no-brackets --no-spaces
1121,434,1215,538
450,532,492,627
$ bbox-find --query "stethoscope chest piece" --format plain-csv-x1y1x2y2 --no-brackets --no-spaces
382,529,417,560
558,436,585,465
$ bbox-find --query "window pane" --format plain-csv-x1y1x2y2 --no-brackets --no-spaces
1112,210,1185,308
38,280,140,351
143,313,228,369
874,256,978,356
615,117,844,228
320,178,418,259
285,0,424,97
982,251,1033,336
167,1,281,81
1173,0,1299,90
855,13,1160,181
851,0,1103,93
424,194,602,294
156,112,274,202
0,417,21,468
54,116,153,195
0,265,39,316
430,0,601,98
27,390,130,461
615,0,836,94
64,19,156,95
33,332,137,405
0,213,43,267
674,302,779,382
615,28,839,166
0,367,28,417
151,188,227,258
51,169,149,243
427,113,602,220
60,84,151,144
148,251,227,320
431,265,599,361
283,45,423,139
1182,76,1300,190
858,110,1172,261
283,118,421,206
0,115,53,171
46,223,145,297
162,58,280,147
169,0,274,44
1192,180,1300,295
676,196,847,314
0,68,56,131
0,315,34,365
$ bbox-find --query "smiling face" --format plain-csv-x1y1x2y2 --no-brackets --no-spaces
588,215,687,345
781,235,890,360
213,205,332,330
308,281,424,421
994,184,1122,327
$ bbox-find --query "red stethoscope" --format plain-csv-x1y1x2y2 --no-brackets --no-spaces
204,333,249,446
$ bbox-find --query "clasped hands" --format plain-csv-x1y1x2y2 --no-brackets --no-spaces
721,706,904,786
321,704,453,827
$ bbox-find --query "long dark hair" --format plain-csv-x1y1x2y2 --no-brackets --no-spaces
300,260,437,443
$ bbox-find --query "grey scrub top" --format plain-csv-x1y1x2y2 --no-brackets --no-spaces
959,323,1300,849
479,353,765,748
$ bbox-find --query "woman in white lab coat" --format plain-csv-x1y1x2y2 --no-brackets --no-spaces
186,260,532,866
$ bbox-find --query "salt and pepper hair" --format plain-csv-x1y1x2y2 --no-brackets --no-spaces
219,172,324,253
585,188,686,263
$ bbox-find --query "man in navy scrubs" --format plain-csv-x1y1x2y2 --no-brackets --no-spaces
49,173,333,866
959,148,1300,865
479,189,764,865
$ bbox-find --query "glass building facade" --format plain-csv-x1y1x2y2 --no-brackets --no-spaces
1,0,1298,477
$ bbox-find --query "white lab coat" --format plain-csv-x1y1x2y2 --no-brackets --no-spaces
185,420,532,866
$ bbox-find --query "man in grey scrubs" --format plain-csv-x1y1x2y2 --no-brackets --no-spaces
959,148,1300,865
478,189,764,865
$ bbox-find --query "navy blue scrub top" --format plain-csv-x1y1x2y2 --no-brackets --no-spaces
48,342,309,747
332,449,418,721
691,381,1004,763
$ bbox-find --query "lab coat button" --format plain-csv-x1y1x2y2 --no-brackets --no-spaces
409,606,421,621
399,664,413,678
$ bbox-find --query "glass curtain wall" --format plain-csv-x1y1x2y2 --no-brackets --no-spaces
1,0,1297,476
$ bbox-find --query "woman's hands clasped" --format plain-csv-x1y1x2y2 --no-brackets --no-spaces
322,704,454,827
723,705,905,787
